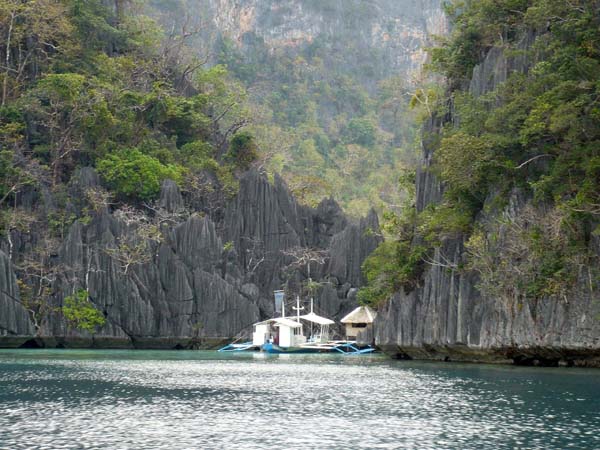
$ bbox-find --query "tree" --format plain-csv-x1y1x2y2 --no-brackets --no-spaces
97,148,184,200
195,65,251,153
62,289,106,333
14,235,63,335
240,236,267,281
344,117,377,148
0,0,74,105
225,131,258,170
0,148,40,208
282,247,328,280
104,205,162,275
436,131,495,197
26,74,92,185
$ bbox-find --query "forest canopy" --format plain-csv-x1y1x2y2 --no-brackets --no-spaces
0,0,255,210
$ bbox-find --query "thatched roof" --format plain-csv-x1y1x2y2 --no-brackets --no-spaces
340,306,376,324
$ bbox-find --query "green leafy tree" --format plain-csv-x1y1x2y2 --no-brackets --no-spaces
344,117,377,148
418,0,600,301
97,148,184,200
225,131,258,170
62,289,106,333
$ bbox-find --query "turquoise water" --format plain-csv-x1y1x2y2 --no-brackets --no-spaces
0,350,599,449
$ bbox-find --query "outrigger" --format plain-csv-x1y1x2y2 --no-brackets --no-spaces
218,291,375,355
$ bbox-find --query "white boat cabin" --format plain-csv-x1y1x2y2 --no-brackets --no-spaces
252,313,335,348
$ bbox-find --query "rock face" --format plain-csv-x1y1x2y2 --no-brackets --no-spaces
0,251,34,342
0,170,380,348
169,0,446,84
374,35,600,367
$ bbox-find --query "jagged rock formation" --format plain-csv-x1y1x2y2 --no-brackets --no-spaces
374,35,600,367
0,170,380,348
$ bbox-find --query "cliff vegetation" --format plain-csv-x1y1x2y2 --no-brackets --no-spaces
360,0,600,308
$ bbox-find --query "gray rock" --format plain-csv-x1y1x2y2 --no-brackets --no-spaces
375,32,600,367
159,179,185,213
0,170,380,347
0,250,34,337
327,208,381,285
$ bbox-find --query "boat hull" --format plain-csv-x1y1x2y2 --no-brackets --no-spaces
261,342,376,354
261,343,326,354
217,342,260,352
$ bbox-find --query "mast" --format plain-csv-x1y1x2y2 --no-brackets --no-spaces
293,295,304,323
310,298,314,338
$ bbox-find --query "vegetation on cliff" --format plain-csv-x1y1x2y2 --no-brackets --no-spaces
148,0,429,215
0,0,254,205
0,0,256,328
359,0,600,306
220,37,418,215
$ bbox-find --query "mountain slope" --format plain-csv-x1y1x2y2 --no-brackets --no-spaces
150,0,446,214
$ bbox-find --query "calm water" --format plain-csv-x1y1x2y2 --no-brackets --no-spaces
0,350,599,449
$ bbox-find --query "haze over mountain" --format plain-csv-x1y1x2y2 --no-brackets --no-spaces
151,0,446,214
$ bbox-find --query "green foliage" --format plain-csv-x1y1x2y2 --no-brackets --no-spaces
436,132,494,194
429,0,530,86
48,210,77,238
357,188,429,306
205,10,420,214
226,132,259,170
418,202,473,246
0,149,29,205
62,289,106,333
0,0,255,215
465,207,596,302
358,240,427,307
215,165,240,198
344,117,377,148
177,141,215,171
432,1,600,225
97,149,184,200
361,0,600,304
426,0,600,301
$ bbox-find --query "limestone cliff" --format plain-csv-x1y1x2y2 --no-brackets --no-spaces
154,0,446,84
204,0,446,79
373,34,600,367
0,170,380,348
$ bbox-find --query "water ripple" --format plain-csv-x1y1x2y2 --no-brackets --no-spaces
0,350,598,449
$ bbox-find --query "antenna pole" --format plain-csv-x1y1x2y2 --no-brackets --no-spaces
292,295,304,322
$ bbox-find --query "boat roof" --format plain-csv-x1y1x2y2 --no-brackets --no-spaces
272,317,303,328
254,317,294,326
253,313,334,327
340,306,377,324
299,312,335,325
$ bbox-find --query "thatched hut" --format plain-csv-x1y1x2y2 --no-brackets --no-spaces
340,306,377,341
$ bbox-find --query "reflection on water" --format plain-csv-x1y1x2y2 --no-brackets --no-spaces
0,350,599,449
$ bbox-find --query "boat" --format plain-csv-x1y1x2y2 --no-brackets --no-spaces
219,292,376,355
